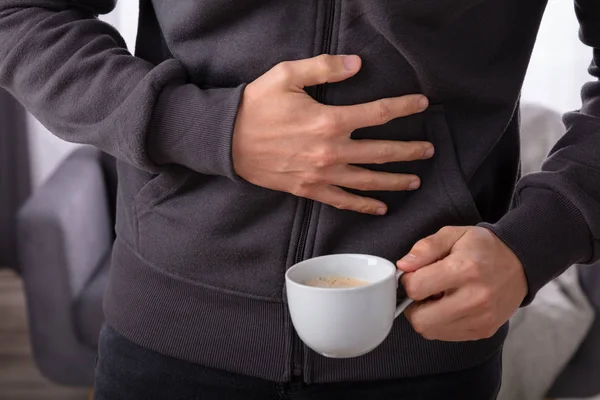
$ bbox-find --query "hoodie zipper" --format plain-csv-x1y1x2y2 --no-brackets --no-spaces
291,0,336,381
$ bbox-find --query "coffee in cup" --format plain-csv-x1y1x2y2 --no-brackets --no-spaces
305,276,369,288
285,254,413,358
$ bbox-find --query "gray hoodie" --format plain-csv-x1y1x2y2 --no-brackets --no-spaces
1,0,599,384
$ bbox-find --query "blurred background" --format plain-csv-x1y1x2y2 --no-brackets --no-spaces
0,1,598,399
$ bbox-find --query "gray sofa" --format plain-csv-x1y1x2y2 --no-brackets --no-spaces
17,146,116,386
549,264,600,398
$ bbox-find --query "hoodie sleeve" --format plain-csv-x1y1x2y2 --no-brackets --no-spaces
480,0,600,304
0,0,244,179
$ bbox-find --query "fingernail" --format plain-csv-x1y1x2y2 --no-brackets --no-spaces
418,96,429,111
423,146,435,159
398,254,416,265
376,208,387,216
408,179,421,190
344,55,361,71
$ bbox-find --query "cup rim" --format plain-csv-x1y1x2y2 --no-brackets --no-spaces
285,253,397,292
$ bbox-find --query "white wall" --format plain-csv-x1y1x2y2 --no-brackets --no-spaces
27,3,139,188
27,1,594,187
521,0,593,113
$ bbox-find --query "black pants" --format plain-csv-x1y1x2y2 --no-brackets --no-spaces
94,324,502,400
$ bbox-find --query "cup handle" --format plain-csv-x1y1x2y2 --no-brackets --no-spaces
394,269,414,318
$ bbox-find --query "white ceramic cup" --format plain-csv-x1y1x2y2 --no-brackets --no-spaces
285,253,413,358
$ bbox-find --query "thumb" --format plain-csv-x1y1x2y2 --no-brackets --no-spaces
397,226,467,272
281,54,362,89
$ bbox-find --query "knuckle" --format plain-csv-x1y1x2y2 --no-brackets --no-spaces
410,317,426,335
463,259,482,280
374,146,393,164
315,54,333,73
334,200,370,214
355,176,375,191
411,320,434,340
333,201,350,211
404,144,423,160
361,205,376,214
396,176,413,190
413,238,434,255
473,289,493,310
273,61,294,82
315,113,341,135
481,289,494,306
358,205,373,214
299,170,323,185
403,279,420,300
438,225,457,235
375,99,393,124
290,181,312,198
404,97,420,114
445,260,461,278
311,146,337,167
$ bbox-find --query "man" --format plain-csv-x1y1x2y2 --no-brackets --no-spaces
0,1,598,399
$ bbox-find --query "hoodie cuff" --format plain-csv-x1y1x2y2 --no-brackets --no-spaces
479,187,591,305
146,83,246,181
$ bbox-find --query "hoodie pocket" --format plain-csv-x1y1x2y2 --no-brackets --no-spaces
132,163,297,299
426,105,482,225
134,165,191,217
